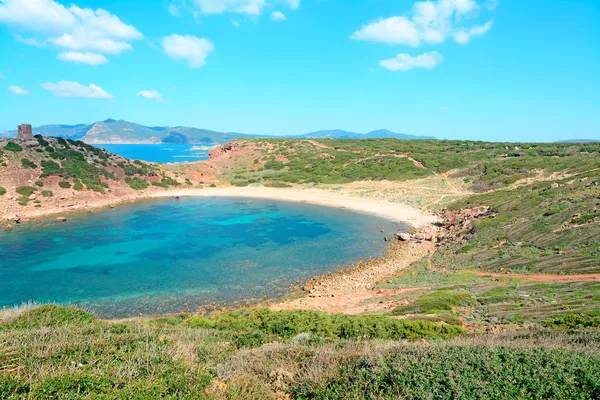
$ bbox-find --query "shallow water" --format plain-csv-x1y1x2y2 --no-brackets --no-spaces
0,197,406,317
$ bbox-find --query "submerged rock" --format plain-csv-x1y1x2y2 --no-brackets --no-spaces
56,216,67,222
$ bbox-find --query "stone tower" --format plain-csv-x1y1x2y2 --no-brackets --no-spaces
17,124,33,141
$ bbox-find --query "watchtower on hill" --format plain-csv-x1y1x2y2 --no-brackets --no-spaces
17,124,33,141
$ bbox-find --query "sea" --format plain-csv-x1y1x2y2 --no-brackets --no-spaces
0,197,407,317
98,144,211,163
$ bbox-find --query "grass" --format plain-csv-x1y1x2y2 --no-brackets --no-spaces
188,308,465,340
2,305,599,399
125,177,149,190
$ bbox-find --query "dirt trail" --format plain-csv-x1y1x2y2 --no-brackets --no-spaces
470,271,600,282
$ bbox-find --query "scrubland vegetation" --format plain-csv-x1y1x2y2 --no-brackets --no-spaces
1,305,599,399
2,137,600,398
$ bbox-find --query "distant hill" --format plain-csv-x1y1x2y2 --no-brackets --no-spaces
295,129,435,140
1,120,435,144
556,139,600,143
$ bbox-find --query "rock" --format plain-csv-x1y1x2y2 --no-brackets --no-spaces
395,232,412,241
56,217,67,222
28,194,36,200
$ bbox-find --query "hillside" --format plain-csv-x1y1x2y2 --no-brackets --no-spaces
1,120,435,144
0,135,203,220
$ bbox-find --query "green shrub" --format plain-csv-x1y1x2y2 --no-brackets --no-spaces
4,142,23,152
16,186,36,196
210,183,217,188
17,196,29,206
392,290,475,315
73,180,84,191
542,312,600,329
40,159,62,176
21,158,37,169
232,332,265,349
41,190,53,197
125,177,149,190
34,134,49,147
0,187,5,196
58,181,71,189
34,179,44,187
187,309,464,340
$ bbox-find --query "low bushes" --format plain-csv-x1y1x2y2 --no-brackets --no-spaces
21,158,37,169
58,181,71,189
125,177,149,190
16,186,36,197
187,309,465,340
0,187,5,196
542,312,600,329
41,190,53,197
392,290,475,315
293,346,600,399
1,305,96,330
3,142,23,152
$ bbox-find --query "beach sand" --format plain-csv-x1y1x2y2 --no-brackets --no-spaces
153,186,439,228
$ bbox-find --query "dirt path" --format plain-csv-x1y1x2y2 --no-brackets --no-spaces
271,241,434,314
470,271,600,282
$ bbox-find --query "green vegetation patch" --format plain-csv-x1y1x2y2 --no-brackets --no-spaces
1,305,96,330
392,290,475,315
3,142,23,152
41,190,53,197
21,158,37,169
15,186,36,197
58,181,71,189
542,311,600,329
187,308,465,340
293,346,600,399
0,187,5,196
126,177,149,190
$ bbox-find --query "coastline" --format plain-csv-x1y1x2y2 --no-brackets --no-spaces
152,186,439,228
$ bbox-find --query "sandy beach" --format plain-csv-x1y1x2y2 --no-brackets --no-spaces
153,186,439,228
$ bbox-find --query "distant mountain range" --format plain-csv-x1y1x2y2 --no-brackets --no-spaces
556,139,600,143
0,119,435,144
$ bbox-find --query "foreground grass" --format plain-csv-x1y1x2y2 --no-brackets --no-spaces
1,305,600,399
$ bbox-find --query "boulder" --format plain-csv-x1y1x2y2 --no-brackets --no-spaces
56,216,67,222
395,232,412,241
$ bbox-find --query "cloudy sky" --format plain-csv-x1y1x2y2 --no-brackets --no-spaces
0,0,598,141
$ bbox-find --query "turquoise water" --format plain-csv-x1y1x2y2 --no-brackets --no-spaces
98,144,210,163
0,198,405,317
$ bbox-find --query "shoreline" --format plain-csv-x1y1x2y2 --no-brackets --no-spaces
4,186,438,229
152,186,439,228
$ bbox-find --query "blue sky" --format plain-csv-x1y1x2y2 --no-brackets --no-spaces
0,0,599,141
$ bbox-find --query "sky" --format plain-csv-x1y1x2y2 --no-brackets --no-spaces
0,0,599,142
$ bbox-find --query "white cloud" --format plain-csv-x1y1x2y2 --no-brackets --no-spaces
15,34,46,47
137,90,165,102
41,81,113,99
453,20,493,44
379,51,444,71
281,0,300,10
192,0,268,16
351,0,492,47
272,11,287,21
0,0,143,62
8,86,28,95
162,34,214,68
58,51,108,66
0,73,4,79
